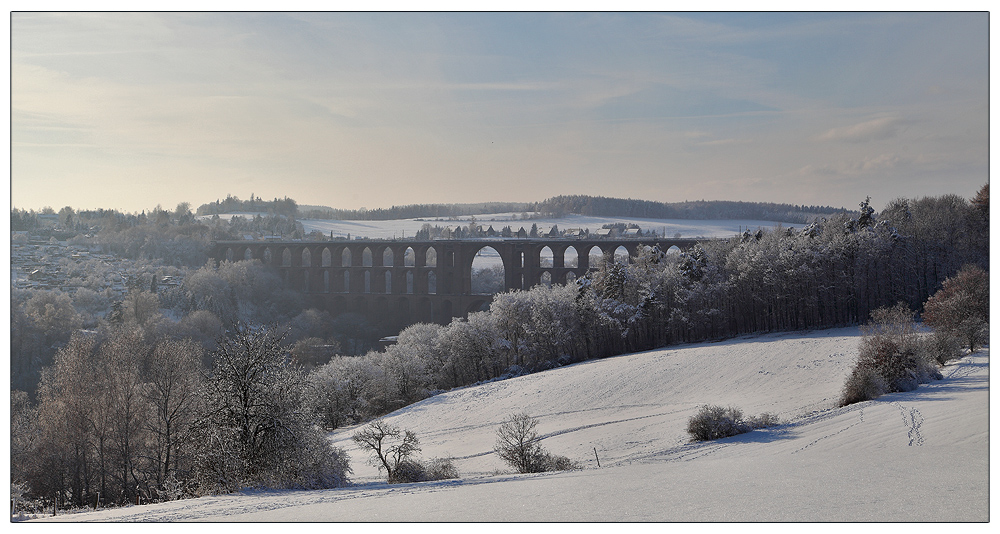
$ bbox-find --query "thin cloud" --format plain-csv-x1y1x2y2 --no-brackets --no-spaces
818,116,906,143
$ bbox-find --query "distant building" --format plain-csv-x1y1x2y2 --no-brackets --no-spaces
623,228,641,237
595,228,615,238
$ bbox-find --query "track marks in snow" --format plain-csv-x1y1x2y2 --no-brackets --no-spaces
891,402,924,446
791,405,865,455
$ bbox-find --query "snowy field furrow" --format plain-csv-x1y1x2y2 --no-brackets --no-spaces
29,327,989,522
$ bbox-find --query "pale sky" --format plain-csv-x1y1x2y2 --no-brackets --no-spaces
10,11,989,213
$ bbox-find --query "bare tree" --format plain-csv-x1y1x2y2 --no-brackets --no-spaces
352,419,420,482
493,412,546,474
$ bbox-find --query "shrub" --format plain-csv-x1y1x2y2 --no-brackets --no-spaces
839,303,947,407
423,457,460,481
745,412,781,429
919,331,965,366
686,405,747,441
383,457,459,484
388,460,427,484
539,453,581,471
494,412,578,473
838,365,887,406
686,405,780,441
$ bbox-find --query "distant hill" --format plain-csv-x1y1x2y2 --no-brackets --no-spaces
534,195,845,224
200,194,846,224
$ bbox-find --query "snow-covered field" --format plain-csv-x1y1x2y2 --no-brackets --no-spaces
27,327,989,522
299,213,794,240
204,212,794,240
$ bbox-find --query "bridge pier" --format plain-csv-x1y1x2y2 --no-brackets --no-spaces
211,237,700,330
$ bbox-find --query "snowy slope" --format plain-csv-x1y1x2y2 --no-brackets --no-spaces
27,328,989,522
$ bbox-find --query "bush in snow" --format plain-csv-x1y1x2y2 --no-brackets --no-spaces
686,405,780,441
838,365,887,406
493,412,579,473
388,457,460,484
687,405,748,441
838,303,943,407
919,330,965,366
423,457,460,481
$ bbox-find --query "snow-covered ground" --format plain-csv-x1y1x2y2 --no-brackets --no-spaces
27,327,989,522
203,212,795,240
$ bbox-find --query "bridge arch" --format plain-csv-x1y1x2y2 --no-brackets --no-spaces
211,236,704,327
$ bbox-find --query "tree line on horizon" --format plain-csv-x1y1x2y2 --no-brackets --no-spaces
184,193,845,223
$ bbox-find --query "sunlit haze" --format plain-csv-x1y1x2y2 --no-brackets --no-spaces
11,11,989,213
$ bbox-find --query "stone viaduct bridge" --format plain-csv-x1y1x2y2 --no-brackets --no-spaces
209,237,700,330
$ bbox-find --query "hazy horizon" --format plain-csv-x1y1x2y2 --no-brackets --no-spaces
11,12,988,214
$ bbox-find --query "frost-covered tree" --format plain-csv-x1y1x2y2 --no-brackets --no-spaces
192,323,350,492
922,264,990,352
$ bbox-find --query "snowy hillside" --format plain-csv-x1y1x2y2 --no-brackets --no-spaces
298,213,792,240
201,212,794,240
28,328,989,522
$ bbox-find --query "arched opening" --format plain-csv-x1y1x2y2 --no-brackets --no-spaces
384,271,392,293
666,245,682,255
614,245,629,264
540,271,552,287
243,248,253,261
539,246,554,268
364,271,371,293
322,248,332,267
589,247,604,269
406,271,414,294
323,271,330,293
425,247,437,267
565,246,580,268
362,247,373,267
341,248,351,267
566,271,578,284
282,248,292,267
225,248,234,262
428,271,437,294
383,248,394,267
263,248,273,264
303,271,310,292
404,247,416,267
343,271,350,293
302,248,311,267
471,245,505,295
